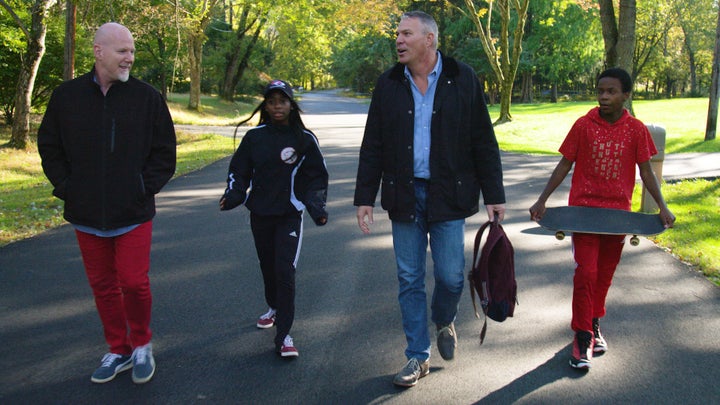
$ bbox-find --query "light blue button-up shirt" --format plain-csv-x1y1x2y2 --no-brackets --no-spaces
74,224,139,237
405,52,442,180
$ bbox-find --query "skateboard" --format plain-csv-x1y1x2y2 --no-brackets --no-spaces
536,206,667,246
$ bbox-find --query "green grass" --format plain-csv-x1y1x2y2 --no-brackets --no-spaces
0,145,66,244
1,96,718,286
632,179,720,286
166,92,258,125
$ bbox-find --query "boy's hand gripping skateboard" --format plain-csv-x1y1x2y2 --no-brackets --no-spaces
536,206,667,246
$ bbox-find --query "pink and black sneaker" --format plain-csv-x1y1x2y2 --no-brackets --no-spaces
570,330,593,370
592,318,608,354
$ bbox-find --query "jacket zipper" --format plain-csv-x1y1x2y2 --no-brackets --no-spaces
100,97,109,229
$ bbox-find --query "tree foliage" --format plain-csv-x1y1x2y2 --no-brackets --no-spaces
525,0,603,102
326,1,401,93
453,0,531,123
0,0,56,149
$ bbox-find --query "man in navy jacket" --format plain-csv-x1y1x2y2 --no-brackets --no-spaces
354,11,506,387
38,22,176,385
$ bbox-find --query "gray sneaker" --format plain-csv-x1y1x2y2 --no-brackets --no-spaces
90,353,132,383
392,358,430,387
131,343,156,384
437,323,457,360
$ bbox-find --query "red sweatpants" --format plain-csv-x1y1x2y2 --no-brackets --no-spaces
75,221,153,354
571,233,625,333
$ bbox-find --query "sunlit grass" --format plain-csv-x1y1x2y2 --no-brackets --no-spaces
167,92,258,126
631,179,720,285
0,145,65,243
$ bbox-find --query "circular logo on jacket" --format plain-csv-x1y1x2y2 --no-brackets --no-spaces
281,147,297,164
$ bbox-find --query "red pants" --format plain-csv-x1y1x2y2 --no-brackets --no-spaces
75,221,153,354
571,233,625,333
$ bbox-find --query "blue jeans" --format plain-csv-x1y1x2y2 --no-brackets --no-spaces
391,181,465,361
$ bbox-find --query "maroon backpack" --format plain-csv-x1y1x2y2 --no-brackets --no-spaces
468,218,517,344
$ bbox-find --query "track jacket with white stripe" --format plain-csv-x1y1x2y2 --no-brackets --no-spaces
223,123,328,225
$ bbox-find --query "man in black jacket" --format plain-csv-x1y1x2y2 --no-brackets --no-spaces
354,11,506,387
38,22,176,385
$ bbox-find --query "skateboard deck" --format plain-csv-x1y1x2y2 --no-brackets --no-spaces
537,206,667,246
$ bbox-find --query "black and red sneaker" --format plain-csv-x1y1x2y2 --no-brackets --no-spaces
592,318,608,354
570,330,593,370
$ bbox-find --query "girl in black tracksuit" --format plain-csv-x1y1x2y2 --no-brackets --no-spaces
220,80,328,357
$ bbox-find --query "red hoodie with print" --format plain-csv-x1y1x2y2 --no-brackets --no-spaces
559,107,657,211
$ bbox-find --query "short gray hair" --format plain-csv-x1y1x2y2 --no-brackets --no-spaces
401,11,438,49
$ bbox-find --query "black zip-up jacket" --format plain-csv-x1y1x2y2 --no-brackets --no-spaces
354,53,505,222
222,123,329,225
38,70,177,230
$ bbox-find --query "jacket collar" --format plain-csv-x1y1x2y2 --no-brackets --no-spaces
83,66,133,91
388,51,459,82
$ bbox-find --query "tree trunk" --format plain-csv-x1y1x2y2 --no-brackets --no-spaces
615,0,636,72
63,0,75,81
220,7,265,102
187,31,203,111
157,37,168,100
598,0,618,67
220,46,243,101
4,0,55,149
689,54,698,96
705,6,720,141
496,1,513,123
220,7,251,101
520,71,532,103
461,0,529,124
229,21,263,99
599,0,636,115
185,0,219,111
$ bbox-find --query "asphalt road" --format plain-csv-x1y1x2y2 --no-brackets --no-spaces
1,90,719,404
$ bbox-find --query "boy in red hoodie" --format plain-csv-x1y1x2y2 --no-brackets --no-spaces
529,67,675,370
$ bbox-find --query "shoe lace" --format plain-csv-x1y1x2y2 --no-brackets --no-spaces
261,308,276,320
100,353,121,367
405,358,420,373
134,346,150,365
283,335,294,347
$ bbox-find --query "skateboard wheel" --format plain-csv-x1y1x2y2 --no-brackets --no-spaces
630,236,640,246
555,231,565,240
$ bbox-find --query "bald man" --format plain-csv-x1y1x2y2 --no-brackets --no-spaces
38,22,176,385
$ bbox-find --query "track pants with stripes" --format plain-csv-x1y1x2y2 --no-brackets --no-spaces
250,211,303,349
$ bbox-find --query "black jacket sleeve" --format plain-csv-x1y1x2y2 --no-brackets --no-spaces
142,92,177,196
353,75,386,207
296,131,329,225
38,89,70,200
220,134,252,210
